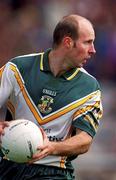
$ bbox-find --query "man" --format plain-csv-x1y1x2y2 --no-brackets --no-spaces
0,14,103,180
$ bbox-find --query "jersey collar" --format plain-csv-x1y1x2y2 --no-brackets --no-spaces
40,49,80,80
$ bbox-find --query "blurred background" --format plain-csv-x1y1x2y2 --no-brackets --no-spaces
0,0,116,179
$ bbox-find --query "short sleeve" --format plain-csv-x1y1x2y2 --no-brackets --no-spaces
72,90,103,137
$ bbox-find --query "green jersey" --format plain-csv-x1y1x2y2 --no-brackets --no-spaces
0,49,103,169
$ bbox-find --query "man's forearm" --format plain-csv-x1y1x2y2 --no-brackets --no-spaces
29,129,93,163
52,130,92,156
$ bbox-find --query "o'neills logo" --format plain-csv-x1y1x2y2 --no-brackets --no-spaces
38,95,54,114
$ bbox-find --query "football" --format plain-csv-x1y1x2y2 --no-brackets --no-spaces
1,119,43,163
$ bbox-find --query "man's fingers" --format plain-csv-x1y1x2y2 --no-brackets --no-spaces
39,127,47,140
28,148,49,164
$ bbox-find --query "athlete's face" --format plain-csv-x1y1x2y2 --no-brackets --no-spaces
66,21,96,68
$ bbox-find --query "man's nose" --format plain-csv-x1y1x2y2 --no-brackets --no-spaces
89,44,96,54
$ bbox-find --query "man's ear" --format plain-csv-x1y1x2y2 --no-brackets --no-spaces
63,37,73,48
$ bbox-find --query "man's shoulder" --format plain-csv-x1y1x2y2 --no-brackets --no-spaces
11,53,43,70
79,68,100,90
80,68,96,79
7,52,44,77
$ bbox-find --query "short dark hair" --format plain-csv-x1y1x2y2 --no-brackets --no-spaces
53,17,79,48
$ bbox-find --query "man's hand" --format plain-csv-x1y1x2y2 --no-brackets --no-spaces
28,128,56,164
0,121,9,136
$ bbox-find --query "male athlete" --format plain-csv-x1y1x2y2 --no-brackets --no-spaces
0,14,103,179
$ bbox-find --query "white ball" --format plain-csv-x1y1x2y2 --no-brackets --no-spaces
1,119,43,163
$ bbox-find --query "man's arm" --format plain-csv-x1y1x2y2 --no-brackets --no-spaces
0,64,12,136
0,121,9,135
0,64,13,109
29,129,92,163
51,129,92,156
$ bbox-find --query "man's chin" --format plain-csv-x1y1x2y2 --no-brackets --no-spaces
79,60,87,68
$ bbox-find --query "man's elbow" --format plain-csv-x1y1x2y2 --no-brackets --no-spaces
82,142,91,154
79,137,92,155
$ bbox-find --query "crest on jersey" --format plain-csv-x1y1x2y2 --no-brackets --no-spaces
38,95,53,114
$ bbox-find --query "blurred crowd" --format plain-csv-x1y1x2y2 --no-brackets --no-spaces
0,0,116,82
0,0,116,179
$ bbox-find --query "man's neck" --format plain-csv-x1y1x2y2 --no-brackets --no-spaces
48,49,71,77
